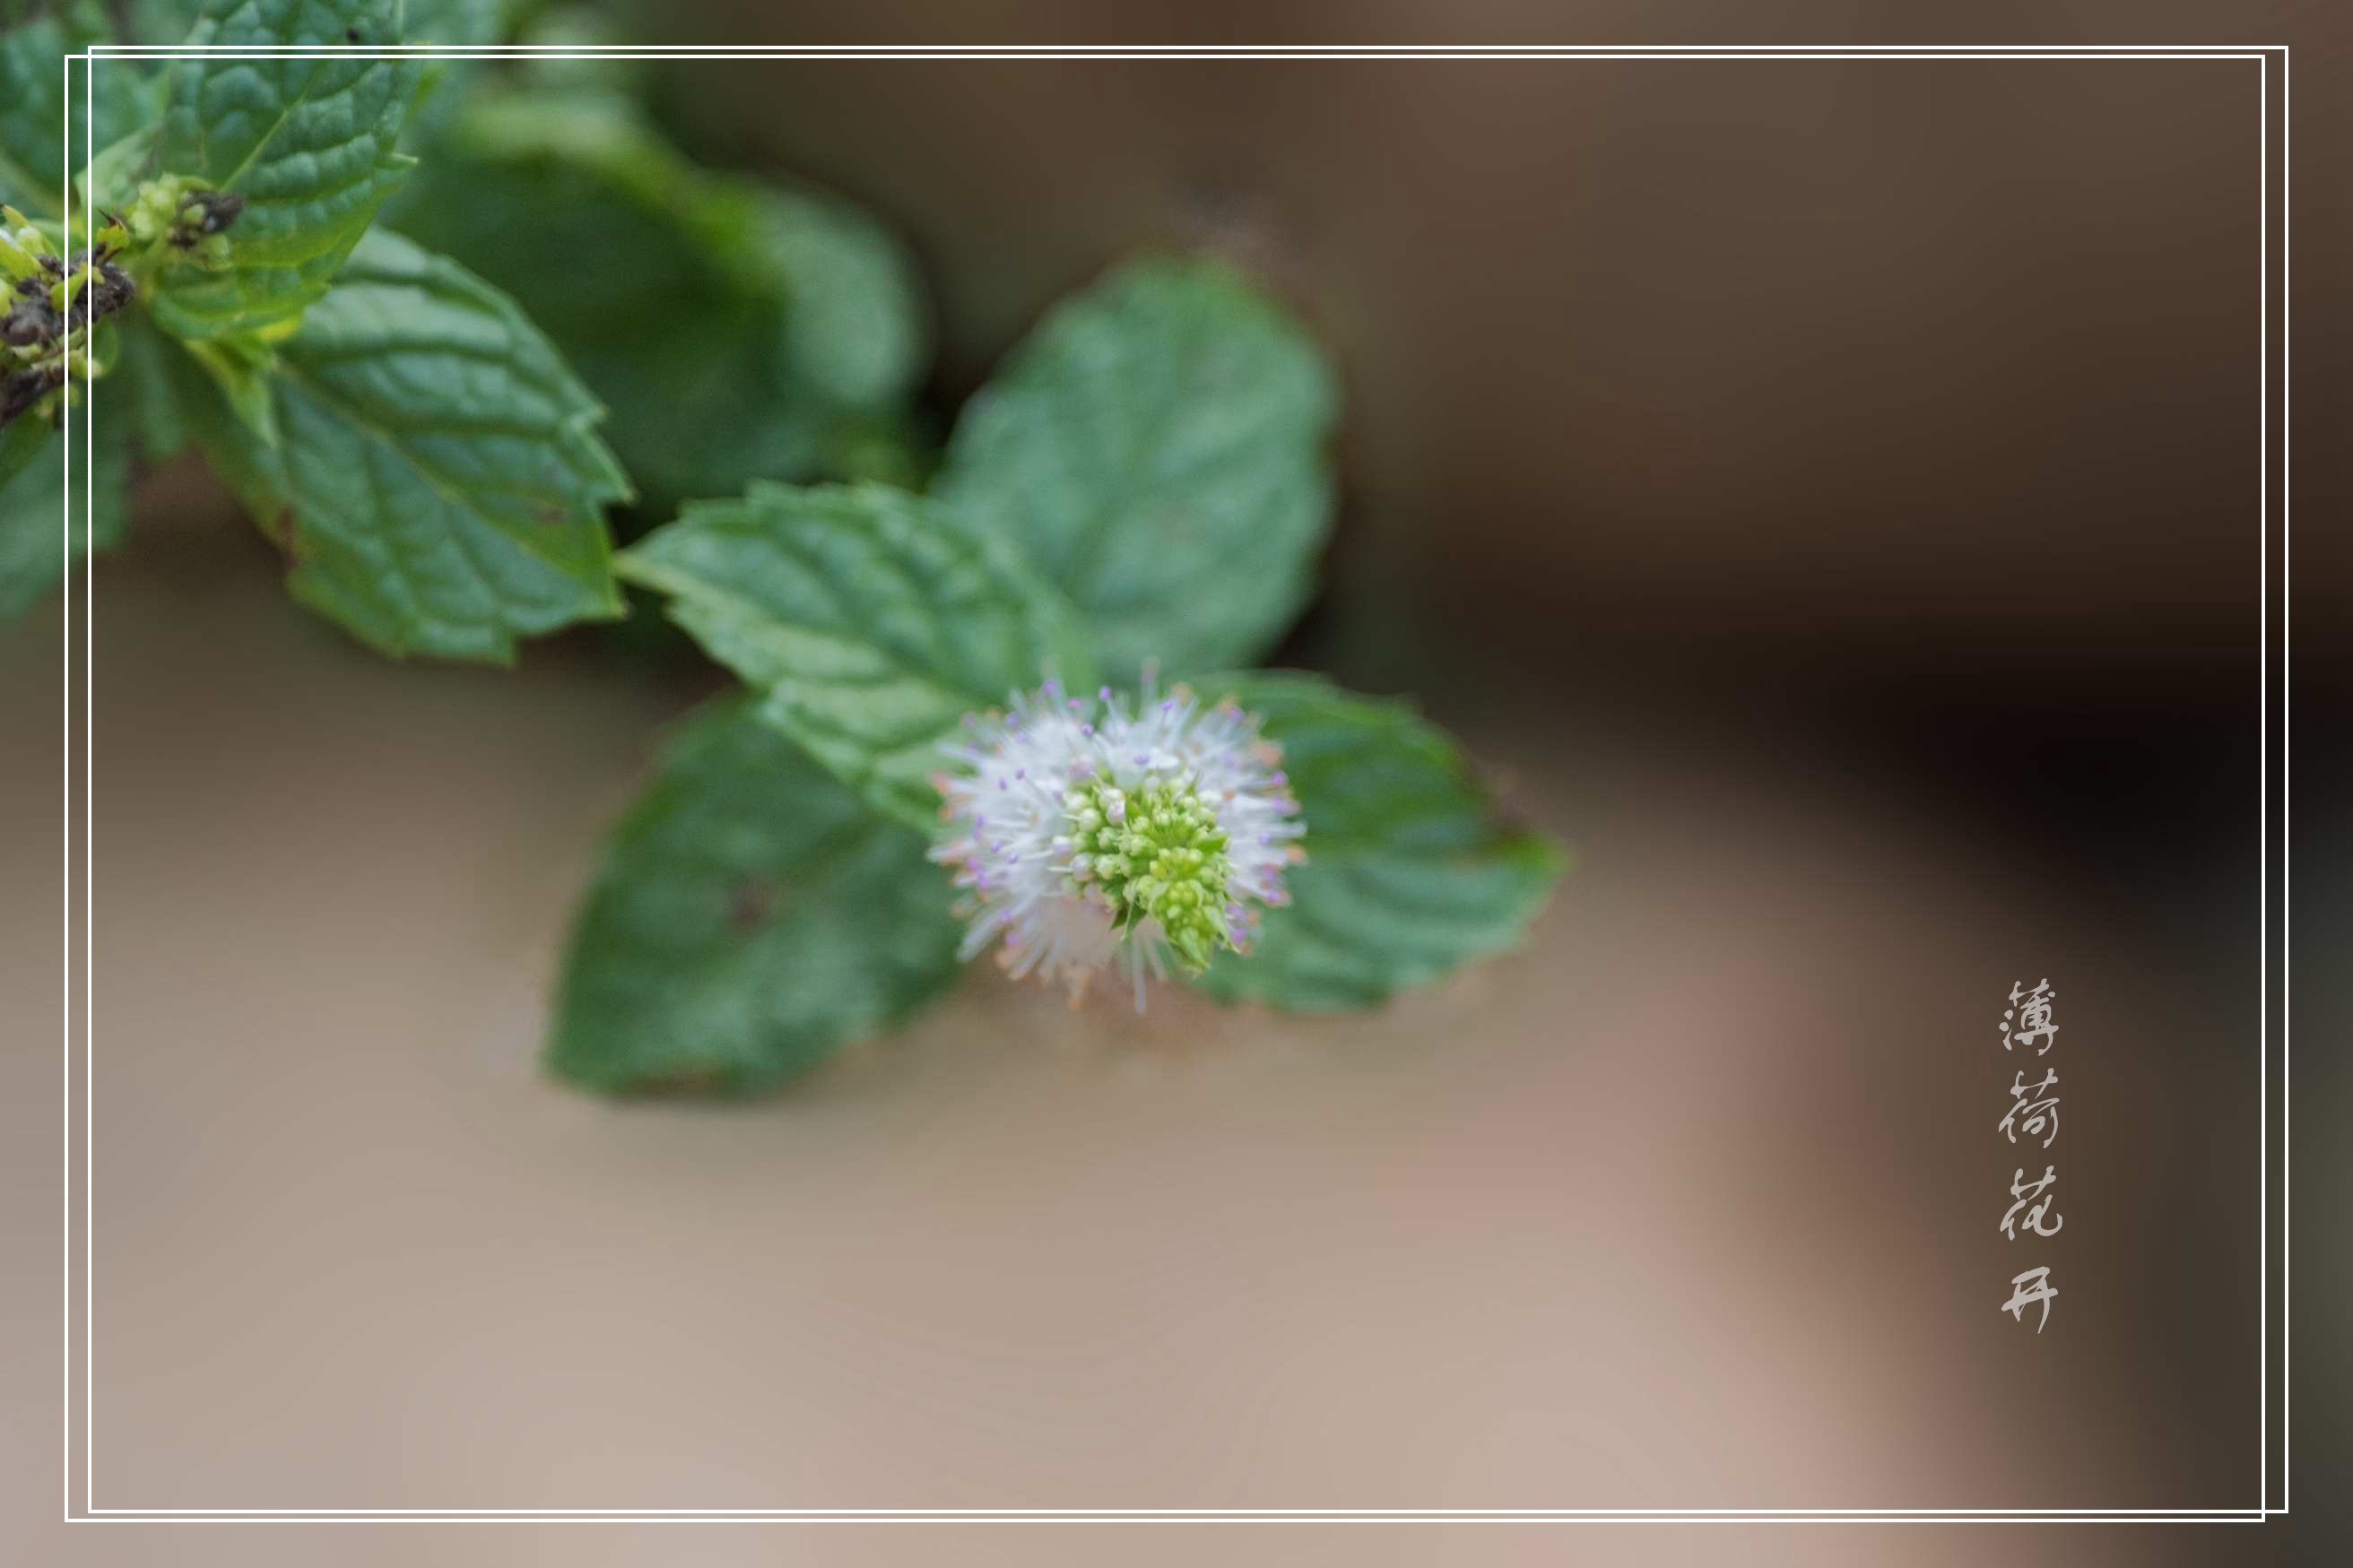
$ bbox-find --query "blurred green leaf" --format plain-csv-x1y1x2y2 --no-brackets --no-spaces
497,4,639,96
394,0,521,154
400,0,509,46
171,228,628,660
149,0,419,339
0,3,152,216
76,123,161,214
0,415,45,492
438,90,928,409
937,256,1339,676
391,149,808,507
126,0,216,44
135,0,509,52
390,86,928,511
620,481,1095,831
0,392,126,621
115,316,189,463
546,697,964,1097
755,183,928,413
176,329,277,442
1189,671,1564,1010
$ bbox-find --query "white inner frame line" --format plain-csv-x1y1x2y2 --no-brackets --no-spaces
58,41,2290,1526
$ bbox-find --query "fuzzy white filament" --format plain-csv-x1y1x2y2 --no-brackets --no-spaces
930,670,1304,1009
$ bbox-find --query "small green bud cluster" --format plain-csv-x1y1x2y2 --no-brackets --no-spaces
1064,775,1236,974
0,177,256,433
117,176,244,262
2,206,137,431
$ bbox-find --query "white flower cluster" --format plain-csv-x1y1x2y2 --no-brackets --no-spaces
930,671,1304,1009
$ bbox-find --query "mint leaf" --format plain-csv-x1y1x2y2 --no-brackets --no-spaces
756,182,928,415
0,415,45,492
386,117,801,507
127,0,215,44
390,87,928,509
547,698,962,1096
620,482,1096,831
937,256,1339,675
442,91,926,411
75,124,161,216
1,4,151,217
1191,672,1565,1009
392,0,514,154
171,229,628,661
116,316,190,463
177,330,278,442
0,394,126,621
399,0,508,47
149,0,418,339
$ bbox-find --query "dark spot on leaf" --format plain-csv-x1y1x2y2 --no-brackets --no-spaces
727,877,778,932
345,27,361,42
532,499,566,525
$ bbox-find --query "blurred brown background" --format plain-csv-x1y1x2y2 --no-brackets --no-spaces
4,4,2345,1565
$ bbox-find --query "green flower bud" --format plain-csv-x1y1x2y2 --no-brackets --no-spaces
1064,775,1236,975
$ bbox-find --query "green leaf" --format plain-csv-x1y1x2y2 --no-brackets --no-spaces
1190,671,1565,1010
149,0,419,340
936,256,1339,676
177,330,278,443
115,316,189,463
434,89,929,406
0,415,47,492
388,87,928,510
392,0,517,154
0,394,127,621
172,228,628,661
75,124,161,214
399,0,509,46
757,183,928,413
547,697,964,1096
1,4,151,217
620,481,1095,831
387,135,800,508
134,0,488,49
127,0,216,44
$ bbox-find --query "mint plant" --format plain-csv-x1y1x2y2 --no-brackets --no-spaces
4,0,629,653
564,256,1567,1093
5,4,1567,1099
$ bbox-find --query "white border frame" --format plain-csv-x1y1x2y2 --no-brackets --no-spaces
56,41,2292,1527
